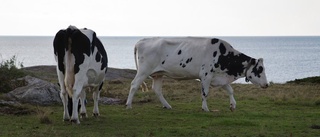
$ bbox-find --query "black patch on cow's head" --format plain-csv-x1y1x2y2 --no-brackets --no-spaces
213,51,217,57
178,50,182,55
219,43,226,55
211,38,219,45
252,62,263,78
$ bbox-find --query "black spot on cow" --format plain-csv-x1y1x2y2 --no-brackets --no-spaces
201,87,205,96
162,60,165,64
215,51,251,77
178,50,182,55
219,43,226,55
53,30,67,74
210,68,214,73
186,57,193,64
182,64,186,68
99,82,104,91
95,52,101,62
213,51,217,57
211,38,219,44
205,72,208,76
92,33,108,71
70,30,91,74
214,63,219,68
180,63,182,66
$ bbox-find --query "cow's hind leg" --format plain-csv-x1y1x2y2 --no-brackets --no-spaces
126,72,150,109
152,76,172,109
222,84,236,112
200,78,211,112
70,87,82,124
92,83,102,117
61,90,70,121
79,89,87,118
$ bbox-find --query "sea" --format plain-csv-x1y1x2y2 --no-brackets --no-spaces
0,36,319,83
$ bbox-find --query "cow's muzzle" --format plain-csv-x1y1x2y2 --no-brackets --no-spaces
260,84,269,89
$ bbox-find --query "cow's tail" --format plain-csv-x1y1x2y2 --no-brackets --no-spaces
134,43,148,92
64,28,75,97
134,46,139,71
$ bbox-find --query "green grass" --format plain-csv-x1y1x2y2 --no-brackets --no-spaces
1,77,320,137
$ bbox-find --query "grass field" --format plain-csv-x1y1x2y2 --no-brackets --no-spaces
1,74,320,136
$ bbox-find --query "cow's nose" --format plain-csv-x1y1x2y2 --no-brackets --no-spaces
262,84,269,89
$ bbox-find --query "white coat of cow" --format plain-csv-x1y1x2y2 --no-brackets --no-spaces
126,37,268,111
53,26,108,124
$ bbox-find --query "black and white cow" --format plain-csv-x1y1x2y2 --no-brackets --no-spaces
126,37,268,111
53,26,108,124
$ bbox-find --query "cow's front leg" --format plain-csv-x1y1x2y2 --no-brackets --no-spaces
201,79,211,112
152,76,172,109
222,84,236,111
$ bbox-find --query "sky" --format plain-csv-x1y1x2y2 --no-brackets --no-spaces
1,0,320,36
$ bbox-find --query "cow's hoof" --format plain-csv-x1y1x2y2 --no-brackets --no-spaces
202,108,210,112
230,104,236,112
230,107,235,112
70,119,80,124
93,113,99,117
125,104,132,109
80,113,87,118
163,106,172,109
63,118,70,122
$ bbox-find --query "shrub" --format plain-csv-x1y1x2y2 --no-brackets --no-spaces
0,55,26,93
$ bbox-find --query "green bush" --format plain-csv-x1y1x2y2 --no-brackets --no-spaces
0,56,26,93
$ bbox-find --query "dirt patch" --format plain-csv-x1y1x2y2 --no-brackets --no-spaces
311,124,320,129
0,101,35,115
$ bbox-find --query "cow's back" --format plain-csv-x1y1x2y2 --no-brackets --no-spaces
135,37,226,79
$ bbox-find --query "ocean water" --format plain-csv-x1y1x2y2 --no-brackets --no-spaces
0,36,319,83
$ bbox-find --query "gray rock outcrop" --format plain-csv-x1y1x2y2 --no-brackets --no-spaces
6,75,61,105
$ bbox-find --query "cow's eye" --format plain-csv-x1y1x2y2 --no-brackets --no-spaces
249,76,252,79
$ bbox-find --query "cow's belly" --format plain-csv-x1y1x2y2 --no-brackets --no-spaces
210,75,237,87
151,65,200,80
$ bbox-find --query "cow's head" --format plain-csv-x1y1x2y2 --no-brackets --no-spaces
245,58,268,88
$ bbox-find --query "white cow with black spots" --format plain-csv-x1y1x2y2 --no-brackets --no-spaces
126,37,268,111
53,26,108,124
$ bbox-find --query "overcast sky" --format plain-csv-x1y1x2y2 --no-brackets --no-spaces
1,0,320,36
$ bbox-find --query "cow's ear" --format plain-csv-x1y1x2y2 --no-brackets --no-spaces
251,59,256,65
258,58,264,62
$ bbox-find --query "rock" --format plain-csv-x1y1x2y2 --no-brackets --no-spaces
99,97,122,105
0,100,21,106
6,75,61,105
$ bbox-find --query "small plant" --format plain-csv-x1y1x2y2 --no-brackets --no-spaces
0,55,26,93
36,106,53,124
